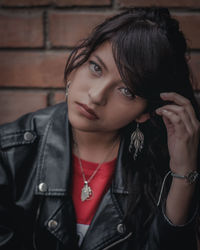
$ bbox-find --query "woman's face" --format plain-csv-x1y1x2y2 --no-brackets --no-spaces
67,42,148,133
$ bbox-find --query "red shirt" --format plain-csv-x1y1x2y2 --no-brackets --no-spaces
72,154,116,225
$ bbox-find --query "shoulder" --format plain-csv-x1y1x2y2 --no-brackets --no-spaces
0,102,68,150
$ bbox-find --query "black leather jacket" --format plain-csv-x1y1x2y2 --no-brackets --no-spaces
0,103,197,250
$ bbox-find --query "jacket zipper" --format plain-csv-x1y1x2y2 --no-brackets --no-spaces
102,232,133,250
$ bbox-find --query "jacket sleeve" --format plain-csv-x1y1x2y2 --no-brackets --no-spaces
0,150,17,250
144,204,198,250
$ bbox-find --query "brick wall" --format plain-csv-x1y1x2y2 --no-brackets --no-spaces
0,0,200,124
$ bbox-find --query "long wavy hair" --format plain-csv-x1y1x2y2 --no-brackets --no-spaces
64,7,200,249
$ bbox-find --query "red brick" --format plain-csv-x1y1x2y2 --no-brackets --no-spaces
175,14,200,49
56,0,111,6
189,53,200,90
1,0,53,6
0,11,43,48
0,51,69,87
1,0,111,6
49,12,111,47
53,91,66,105
118,0,200,8
0,91,47,125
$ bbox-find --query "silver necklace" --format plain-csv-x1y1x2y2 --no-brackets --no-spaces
74,138,119,202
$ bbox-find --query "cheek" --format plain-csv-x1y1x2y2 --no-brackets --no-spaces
106,99,147,126
70,65,89,85
105,107,140,128
67,79,86,102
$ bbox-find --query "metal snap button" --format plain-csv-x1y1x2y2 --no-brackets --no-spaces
117,223,126,234
38,182,47,192
24,131,34,141
48,219,58,230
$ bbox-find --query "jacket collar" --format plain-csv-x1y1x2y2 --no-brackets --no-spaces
35,102,128,196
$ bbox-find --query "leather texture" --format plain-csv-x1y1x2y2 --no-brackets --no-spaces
0,102,197,250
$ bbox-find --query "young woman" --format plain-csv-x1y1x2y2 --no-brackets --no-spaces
0,7,199,250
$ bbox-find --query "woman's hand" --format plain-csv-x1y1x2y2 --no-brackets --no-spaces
156,92,200,175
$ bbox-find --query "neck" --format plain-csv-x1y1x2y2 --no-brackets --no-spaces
72,129,120,163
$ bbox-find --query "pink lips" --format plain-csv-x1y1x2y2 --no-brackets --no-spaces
76,102,99,120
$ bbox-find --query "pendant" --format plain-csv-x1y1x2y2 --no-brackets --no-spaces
81,181,93,201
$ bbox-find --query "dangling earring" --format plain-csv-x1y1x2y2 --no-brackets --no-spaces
65,80,71,97
129,123,144,160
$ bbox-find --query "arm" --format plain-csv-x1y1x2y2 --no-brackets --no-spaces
166,176,196,225
143,92,199,250
156,92,200,225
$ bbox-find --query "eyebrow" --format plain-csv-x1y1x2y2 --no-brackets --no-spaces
93,54,108,71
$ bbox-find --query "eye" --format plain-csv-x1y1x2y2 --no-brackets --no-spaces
89,61,102,76
119,87,135,99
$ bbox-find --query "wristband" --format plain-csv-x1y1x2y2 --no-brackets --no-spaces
171,170,199,184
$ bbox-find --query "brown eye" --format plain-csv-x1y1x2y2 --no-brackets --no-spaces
89,61,102,76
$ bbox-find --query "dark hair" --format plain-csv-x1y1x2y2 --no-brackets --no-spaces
64,7,200,249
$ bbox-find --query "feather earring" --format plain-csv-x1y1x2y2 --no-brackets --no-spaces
129,123,144,160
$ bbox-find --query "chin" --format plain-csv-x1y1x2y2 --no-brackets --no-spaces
68,115,99,132
70,124,101,133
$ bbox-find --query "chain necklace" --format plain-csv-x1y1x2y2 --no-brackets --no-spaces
74,137,119,202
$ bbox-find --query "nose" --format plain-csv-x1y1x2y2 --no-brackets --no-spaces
88,82,108,106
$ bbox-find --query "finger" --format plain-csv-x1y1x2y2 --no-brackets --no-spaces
160,92,191,106
160,92,199,129
159,109,187,137
156,104,193,134
162,115,174,132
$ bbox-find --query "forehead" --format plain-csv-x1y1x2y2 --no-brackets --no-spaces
90,42,121,78
90,42,113,62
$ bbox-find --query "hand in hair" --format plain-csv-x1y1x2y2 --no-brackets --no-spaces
156,92,200,175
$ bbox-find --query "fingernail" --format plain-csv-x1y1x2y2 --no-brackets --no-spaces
160,92,168,96
162,109,169,113
155,109,162,114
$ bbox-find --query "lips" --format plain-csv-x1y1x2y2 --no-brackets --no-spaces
76,102,99,120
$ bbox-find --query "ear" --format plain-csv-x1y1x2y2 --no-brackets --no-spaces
135,113,150,123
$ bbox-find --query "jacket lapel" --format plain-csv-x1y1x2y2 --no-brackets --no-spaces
34,103,79,248
35,103,72,196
